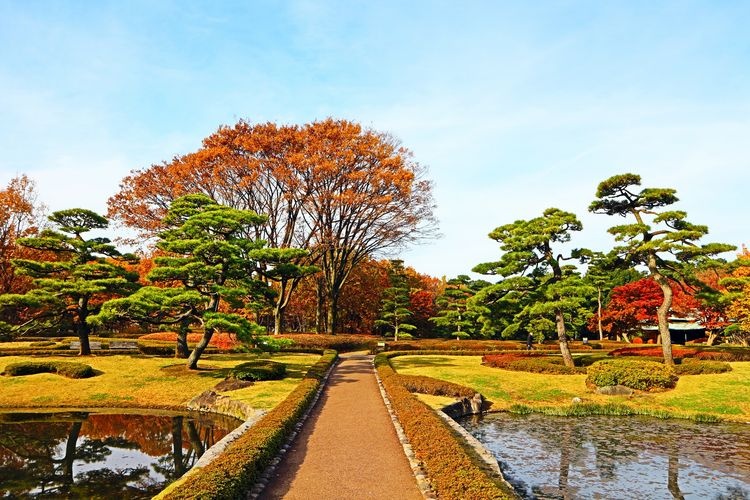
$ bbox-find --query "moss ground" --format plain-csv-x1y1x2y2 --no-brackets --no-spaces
391,355,750,422
0,353,318,411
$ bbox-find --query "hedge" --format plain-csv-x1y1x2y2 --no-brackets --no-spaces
395,374,477,398
231,360,286,381
2,361,96,379
376,353,516,499
586,359,678,391
674,359,732,375
156,350,337,500
482,353,585,375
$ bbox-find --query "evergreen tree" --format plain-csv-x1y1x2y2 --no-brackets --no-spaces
375,260,416,341
473,208,593,366
0,209,139,354
91,194,274,369
430,275,487,340
590,173,735,365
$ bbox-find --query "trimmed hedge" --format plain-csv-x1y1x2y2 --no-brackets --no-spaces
157,350,337,500
2,361,96,379
395,374,476,398
376,353,516,499
231,360,286,381
586,360,678,391
482,353,585,375
674,359,732,375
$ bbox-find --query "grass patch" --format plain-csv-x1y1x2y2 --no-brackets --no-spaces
391,355,750,422
0,353,318,410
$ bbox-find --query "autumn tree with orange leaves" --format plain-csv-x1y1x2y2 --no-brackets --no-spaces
108,119,436,334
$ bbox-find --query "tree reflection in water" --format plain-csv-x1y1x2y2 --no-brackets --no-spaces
461,413,750,499
0,411,240,498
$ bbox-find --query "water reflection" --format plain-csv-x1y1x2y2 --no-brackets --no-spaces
460,413,750,500
0,411,240,498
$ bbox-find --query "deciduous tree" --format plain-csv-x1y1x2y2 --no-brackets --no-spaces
108,119,437,335
590,173,735,365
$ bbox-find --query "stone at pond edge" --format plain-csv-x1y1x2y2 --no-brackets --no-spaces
442,393,492,419
187,390,257,420
595,385,634,396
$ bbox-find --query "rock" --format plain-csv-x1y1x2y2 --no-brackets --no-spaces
469,393,485,414
571,397,582,404
595,385,634,396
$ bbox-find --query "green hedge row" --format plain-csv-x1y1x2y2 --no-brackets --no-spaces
395,373,477,398
157,350,338,500
674,359,732,375
2,360,96,378
376,353,516,499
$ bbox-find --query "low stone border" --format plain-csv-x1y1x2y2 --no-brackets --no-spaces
246,356,339,499
191,410,267,469
373,359,437,499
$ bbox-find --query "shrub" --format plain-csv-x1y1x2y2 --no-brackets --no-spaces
375,354,515,499
482,353,585,374
674,359,732,375
277,334,379,352
3,361,95,379
610,346,698,359
586,360,678,391
158,350,337,500
231,360,286,381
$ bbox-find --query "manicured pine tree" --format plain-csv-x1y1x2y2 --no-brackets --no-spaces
590,173,735,365
91,194,274,369
0,209,139,355
473,208,593,367
375,259,416,341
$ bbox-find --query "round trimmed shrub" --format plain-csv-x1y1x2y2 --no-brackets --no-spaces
231,360,286,381
586,359,678,391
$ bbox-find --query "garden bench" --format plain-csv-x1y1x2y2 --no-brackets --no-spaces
109,341,137,350
69,341,102,350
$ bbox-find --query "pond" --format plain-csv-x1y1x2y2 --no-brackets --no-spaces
460,413,750,499
0,410,242,498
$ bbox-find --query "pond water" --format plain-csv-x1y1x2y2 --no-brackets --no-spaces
460,413,750,500
0,410,242,498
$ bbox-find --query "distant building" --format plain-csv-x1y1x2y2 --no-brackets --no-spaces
642,317,705,344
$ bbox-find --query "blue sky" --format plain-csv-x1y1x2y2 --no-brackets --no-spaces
1,1,748,278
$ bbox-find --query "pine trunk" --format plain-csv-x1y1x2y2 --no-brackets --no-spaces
597,287,604,341
187,327,214,369
651,264,675,366
77,297,92,356
556,309,575,367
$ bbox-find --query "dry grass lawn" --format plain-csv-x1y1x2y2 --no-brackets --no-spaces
392,355,750,422
0,353,318,411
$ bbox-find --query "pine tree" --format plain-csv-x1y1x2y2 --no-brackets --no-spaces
91,195,275,369
0,209,139,354
375,260,416,341
590,173,735,365
430,275,486,340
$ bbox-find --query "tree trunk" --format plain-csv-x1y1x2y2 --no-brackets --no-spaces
653,272,675,366
77,297,91,356
597,287,604,341
315,278,326,333
187,327,214,370
273,306,283,336
325,290,339,335
706,331,717,346
172,416,185,477
555,309,575,367
175,319,190,358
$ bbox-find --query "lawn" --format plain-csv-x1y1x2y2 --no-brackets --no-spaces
0,353,319,411
391,355,750,422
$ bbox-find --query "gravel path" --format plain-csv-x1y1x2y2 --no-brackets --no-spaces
258,352,422,500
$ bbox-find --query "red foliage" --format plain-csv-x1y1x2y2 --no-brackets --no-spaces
138,332,240,349
610,346,698,358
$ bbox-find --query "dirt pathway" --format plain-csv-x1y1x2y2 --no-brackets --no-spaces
258,352,422,500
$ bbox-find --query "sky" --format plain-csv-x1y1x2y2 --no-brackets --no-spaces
1,1,748,278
